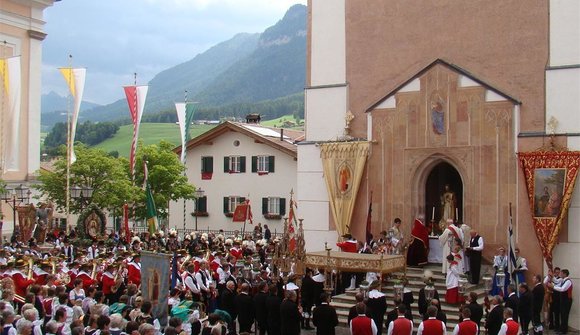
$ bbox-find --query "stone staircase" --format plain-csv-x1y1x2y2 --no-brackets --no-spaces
329,264,488,333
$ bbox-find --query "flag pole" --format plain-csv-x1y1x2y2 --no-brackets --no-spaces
65,54,72,234
182,90,188,234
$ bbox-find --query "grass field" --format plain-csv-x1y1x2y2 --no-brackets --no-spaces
93,115,303,157
261,115,303,128
94,123,215,157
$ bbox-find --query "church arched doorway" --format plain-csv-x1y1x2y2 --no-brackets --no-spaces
425,162,463,233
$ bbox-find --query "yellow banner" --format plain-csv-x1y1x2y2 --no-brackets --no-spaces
320,141,370,238
59,67,76,97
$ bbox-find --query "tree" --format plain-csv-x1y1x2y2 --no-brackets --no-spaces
36,145,137,214
132,140,196,219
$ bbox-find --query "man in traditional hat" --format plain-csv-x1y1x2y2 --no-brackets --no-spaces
11,260,35,299
33,262,52,286
127,254,141,287
102,263,120,304
76,263,96,290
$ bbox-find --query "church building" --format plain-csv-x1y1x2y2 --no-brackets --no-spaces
299,1,579,327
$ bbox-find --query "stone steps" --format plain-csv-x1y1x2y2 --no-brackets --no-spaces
329,264,488,333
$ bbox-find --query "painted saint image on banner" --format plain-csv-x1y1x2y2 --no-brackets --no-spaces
534,168,565,218
337,162,352,194
431,97,445,135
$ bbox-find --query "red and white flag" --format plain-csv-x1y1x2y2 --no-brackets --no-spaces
232,200,253,224
124,84,148,180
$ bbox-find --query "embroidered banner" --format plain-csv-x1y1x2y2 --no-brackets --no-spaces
517,151,580,269
320,141,370,238
141,251,171,327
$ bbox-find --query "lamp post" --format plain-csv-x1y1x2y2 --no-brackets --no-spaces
70,185,94,210
0,184,31,235
192,187,205,231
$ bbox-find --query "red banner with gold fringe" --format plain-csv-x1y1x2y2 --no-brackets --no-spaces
517,151,580,269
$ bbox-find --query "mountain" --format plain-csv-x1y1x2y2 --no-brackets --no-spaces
194,4,307,105
75,4,306,124
41,91,102,130
42,91,101,114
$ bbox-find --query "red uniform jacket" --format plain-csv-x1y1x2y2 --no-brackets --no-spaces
12,271,35,297
101,272,115,295
337,240,357,253
457,319,478,335
75,271,96,290
351,316,374,335
127,261,141,286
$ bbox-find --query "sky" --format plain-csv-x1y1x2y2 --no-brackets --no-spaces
42,0,307,105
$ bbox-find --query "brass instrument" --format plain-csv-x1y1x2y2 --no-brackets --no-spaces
91,259,101,280
56,272,71,285
179,251,192,271
50,257,57,275
111,263,124,293
25,256,34,280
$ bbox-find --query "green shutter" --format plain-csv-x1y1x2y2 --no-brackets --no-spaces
223,157,230,172
280,198,286,216
240,156,246,173
197,196,207,212
223,197,229,213
206,157,213,173
201,157,205,173
268,156,275,173
262,197,268,215
251,156,257,173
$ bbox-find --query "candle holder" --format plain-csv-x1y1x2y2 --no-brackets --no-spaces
482,272,493,293
495,269,506,295
458,275,469,295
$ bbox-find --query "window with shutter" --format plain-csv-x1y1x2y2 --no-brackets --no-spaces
263,197,283,219
268,156,275,173
224,196,244,216
201,157,213,180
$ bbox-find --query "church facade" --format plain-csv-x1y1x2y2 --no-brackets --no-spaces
299,0,579,327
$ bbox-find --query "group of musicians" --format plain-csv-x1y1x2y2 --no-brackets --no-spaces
0,228,308,312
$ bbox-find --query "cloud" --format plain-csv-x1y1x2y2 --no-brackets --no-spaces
42,0,306,104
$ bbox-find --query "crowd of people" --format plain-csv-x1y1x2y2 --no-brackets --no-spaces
0,217,573,335
336,216,574,335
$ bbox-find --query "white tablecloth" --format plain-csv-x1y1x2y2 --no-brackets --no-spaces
428,236,442,263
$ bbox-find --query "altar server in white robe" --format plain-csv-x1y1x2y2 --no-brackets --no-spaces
439,219,464,274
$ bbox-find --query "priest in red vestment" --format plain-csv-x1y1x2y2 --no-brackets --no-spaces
407,216,430,266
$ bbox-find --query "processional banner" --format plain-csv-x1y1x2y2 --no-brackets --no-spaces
141,251,171,327
320,141,370,238
517,151,580,269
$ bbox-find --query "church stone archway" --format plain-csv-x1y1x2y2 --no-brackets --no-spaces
425,162,463,233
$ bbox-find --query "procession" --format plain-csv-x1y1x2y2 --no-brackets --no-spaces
0,203,573,335
2,0,580,335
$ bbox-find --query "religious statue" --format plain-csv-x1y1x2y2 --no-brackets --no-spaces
439,184,456,230
34,202,54,243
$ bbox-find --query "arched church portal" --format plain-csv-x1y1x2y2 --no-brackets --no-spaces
425,162,463,231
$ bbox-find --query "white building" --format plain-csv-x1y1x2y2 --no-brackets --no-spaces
169,121,303,234
1,0,58,236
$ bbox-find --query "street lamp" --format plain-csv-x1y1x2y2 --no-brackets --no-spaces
0,184,31,235
192,187,205,231
70,185,93,210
